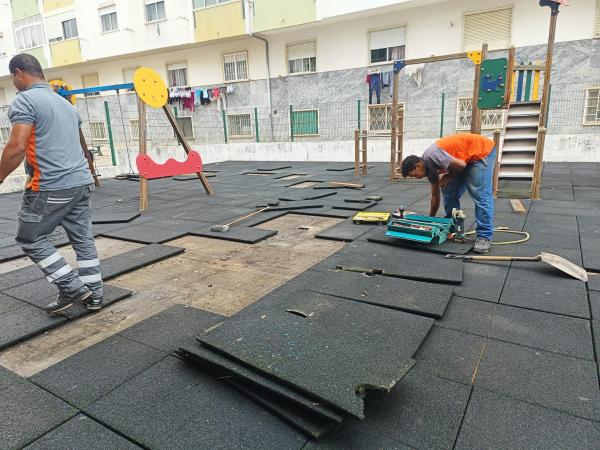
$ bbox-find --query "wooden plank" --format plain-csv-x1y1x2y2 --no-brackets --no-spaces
492,129,501,196
330,182,365,188
516,69,524,102
361,134,368,176
470,43,487,135
532,63,541,102
531,127,547,200
504,47,515,108
354,129,359,177
137,96,148,211
509,199,527,214
524,68,533,102
390,69,400,181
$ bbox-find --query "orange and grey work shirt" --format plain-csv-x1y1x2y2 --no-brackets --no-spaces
8,83,92,191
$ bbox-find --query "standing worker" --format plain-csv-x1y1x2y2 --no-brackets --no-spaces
400,133,496,253
0,54,103,313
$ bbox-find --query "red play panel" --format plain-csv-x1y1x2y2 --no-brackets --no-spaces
136,151,203,179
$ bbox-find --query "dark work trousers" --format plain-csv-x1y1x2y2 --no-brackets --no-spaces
369,74,381,104
15,185,103,298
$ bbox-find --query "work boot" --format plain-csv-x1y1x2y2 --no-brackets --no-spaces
83,293,104,311
45,288,92,314
474,237,492,254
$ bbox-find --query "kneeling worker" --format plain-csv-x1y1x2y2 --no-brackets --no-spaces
401,133,496,253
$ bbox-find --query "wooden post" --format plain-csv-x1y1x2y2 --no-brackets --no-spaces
539,11,558,128
162,105,214,195
390,68,400,181
361,133,368,176
137,96,148,211
531,127,547,200
354,129,360,177
79,129,100,187
504,47,515,108
470,43,488,135
492,129,501,197
396,110,404,177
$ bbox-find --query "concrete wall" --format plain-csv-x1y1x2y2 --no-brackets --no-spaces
11,0,40,21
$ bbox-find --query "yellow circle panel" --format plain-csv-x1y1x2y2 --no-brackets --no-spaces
133,67,168,108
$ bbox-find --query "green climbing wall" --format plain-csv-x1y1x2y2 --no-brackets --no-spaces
478,58,508,110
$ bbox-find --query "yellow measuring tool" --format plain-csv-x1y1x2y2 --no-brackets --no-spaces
352,212,391,225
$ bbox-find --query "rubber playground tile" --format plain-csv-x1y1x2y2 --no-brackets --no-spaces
500,277,590,319
315,220,376,242
98,222,195,244
582,250,600,272
330,201,377,211
454,388,600,450
305,422,412,449
175,206,256,224
436,296,497,337
100,244,185,279
58,285,133,320
292,208,353,219
188,225,277,244
3,278,59,306
0,377,77,450
364,228,475,255
31,335,166,409
488,303,594,360
92,207,141,224
256,165,293,171
120,304,224,352
474,339,600,421
278,191,337,202
452,258,510,303
85,356,306,450
0,365,25,391
24,414,142,450
0,303,66,351
268,201,325,211
200,291,432,419
576,215,600,236
326,165,373,172
414,326,486,385
0,244,29,263
590,292,600,320
238,210,289,227
0,293,24,315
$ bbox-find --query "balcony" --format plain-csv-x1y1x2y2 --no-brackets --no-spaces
252,0,316,33
50,38,82,67
43,0,75,13
194,1,246,43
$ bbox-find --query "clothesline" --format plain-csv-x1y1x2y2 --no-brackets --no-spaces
168,84,235,112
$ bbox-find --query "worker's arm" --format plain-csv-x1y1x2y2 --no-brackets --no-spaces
429,181,441,217
0,124,32,182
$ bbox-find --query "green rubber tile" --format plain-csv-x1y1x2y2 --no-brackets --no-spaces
24,414,141,450
455,388,600,450
474,339,600,421
30,335,166,409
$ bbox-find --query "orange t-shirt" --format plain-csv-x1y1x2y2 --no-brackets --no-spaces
436,133,495,164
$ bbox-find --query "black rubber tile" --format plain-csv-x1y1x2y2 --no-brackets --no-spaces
292,208,352,219
452,258,510,303
0,293,24,315
200,291,432,419
85,356,306,450
326,165,373,172
278,191,337,201
268,202,325,211
188,226,277,244
489,303,594,360
364,228,474,255
3,279,58,305
475,339,600,421
256,165,292,171
100,244,185,280
0,377,77,450
0,303,66,351
304,421,412,449
237,210,289,227
582,250,600,272
588,272,600,292
175,206,255,224
0,244,28,263
330,201,377,211
0,365,25,391
31,335,166,409
99,223,194,244
58,285,133,320
577,215,600,236
414,326,486,385
120,304,224,352
0,265,43,293
92,207,141,224
24,414,142,450
172,173,215,181
590,292,600,320
436,296,496,336
315,220,376,242
455,388,600,450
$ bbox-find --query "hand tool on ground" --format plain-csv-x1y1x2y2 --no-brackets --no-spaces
210,205,273,233
352,212,391,225
445,252,588,281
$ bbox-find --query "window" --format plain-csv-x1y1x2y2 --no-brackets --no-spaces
287,42,316,74
145,0,166,23
14,15,45,51
89,121,108,141
455,98,505,130
192,0,232,8
130,119,140,140
291,109,318,136
368,103,404,133
100,6,119,33
223,52,248,82
123,67,139,91
82,73,100,97
0,87,6,106
369,27,405,64
463,8,512,51
228,114,252,137
0,127,10,142
167,62,188,87
584,88,600,125
174,117,194,139
0,33,6,57
62,18,78,39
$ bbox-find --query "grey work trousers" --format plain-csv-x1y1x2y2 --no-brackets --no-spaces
15,185,103,298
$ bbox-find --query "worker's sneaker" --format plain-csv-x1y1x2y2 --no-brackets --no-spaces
83,293,103,311
45,288,92,314
474,237,492,254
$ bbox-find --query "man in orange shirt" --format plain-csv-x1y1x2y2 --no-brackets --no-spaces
401,133,496,253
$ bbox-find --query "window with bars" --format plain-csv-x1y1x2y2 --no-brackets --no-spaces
463,8,512,51
291,109,319,136
192,0,232,8
145,0,166,23
227,114,252,137
287,42,316,74
167,62,188,87
368,103,404,133
173,117,194,139
100,7,119,33
584,88,600,125
14,15,45,51
455,97,505,130
89,121,108,141
369,27,405,64
223,52,248,82
62,18,78,39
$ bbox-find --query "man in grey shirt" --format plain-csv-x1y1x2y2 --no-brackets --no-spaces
0,54,103,313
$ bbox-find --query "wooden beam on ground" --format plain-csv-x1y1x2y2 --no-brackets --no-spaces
330,181,365,189
509,199,527,214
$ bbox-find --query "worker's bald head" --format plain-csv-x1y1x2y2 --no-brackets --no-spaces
9,53,45,91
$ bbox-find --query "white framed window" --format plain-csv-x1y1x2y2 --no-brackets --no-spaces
0,87,6,106
166,62,188,87
82,73,100,97
227,113,252,137
89,121,108,141
584,87,600,125
369,27,405,64
463,8,512,51
122,67,139,91
222,51,248,82
287,41,316,74
0,33,6,57
62,18,78,39
100,6,119,33
455,97,505,131
174,116,194,139
192,0,232,9
368,103,404,133
0,126,10,142
291,109,319,136
14,15,45,51
145,0,166,23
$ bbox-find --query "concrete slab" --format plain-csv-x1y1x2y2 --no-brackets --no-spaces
188,226,277,244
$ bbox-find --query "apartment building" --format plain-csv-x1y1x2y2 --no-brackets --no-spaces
0,0,599,163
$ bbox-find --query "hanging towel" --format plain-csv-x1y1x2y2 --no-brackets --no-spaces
381,71,392,87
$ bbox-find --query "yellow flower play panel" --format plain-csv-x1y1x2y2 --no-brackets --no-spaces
134,67,168,108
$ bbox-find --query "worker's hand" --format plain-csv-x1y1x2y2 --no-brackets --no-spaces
439,173,452,189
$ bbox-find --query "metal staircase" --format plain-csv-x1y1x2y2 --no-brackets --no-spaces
497,101,541,181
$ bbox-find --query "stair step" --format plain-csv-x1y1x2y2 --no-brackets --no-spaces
504,134,538,140
498,169,534,179
502,140,537,150
506,117,540,127
505,126,538,134
499,158,535,165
